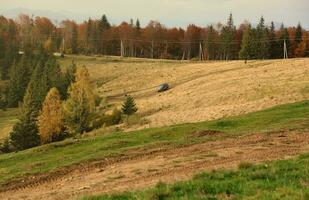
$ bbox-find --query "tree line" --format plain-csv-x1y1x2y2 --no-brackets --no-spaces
0,14,308,69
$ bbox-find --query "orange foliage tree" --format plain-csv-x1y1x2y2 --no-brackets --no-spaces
37,87,64,144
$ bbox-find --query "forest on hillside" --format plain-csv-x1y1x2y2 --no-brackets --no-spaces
0,13,309,67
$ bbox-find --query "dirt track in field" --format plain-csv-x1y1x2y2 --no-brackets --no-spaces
2,58,309,139
1,132,308,200
80,58,309,131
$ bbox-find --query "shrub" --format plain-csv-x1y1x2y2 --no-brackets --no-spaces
92,108,122,129
108,108,122,125
94,94,103,107
238,162,253,170
10,118,40,151
0,137,11,153
127,114,149,126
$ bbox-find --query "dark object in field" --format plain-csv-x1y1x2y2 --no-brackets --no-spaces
158,83,170,92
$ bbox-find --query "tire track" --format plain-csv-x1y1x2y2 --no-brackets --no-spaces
1,132,308,200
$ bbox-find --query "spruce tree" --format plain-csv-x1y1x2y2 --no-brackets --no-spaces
99,15,111,31
10,88,40,151
206,25,216,60
121,95,138,116
63,66,96,134
295,23,303,47
98,15,111,54
0,86,7,110
136,19,141,33
1,45,17,80
269,22,280,59
239,25,253,61
7,56,31,107
221,14,236,60
71,24,78,54
9,53,62,150
60,60,77,99
256,16,269,59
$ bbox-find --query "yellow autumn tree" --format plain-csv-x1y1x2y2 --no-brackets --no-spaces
43,37,55,53
63,66,96,134
37,87,64,144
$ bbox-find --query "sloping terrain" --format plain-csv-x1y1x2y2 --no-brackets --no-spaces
2,57,309,138
61,56,309,130
0,109,18,140
1,57,309,199
1,132,308,200
0,100,309,199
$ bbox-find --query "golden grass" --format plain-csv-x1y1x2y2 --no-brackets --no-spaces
1,56,308,139
0,108,19,140
60,56,309,131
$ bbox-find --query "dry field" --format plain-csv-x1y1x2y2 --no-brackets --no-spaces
65,56,309,130
2,57,309,138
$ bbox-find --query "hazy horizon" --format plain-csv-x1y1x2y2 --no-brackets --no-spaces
1,0,308,28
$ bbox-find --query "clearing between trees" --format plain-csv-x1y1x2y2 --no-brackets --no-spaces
1,56,309,199
62,56,309,130
1,56,309,138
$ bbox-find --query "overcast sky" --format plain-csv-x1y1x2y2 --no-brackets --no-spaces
1,0,308,28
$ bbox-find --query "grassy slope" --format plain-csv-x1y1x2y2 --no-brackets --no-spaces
59,56,309,130
85,153,309,200
0,108,18,140
0,101,309,186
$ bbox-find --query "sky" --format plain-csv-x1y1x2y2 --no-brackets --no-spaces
1,0,308,28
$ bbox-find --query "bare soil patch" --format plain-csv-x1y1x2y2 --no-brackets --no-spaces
190,130,224,138
1,132,308,200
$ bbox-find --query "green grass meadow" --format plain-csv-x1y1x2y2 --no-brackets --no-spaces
84,153,309,200
0,101,309,186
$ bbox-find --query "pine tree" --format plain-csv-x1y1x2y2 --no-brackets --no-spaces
10,88,40,151
136,19,141,33
71,24,78,54
37,87,64,144
121,95,138,116
60,60,77,99
1,45,17,80
45,56,62,90
206,25,217,60
295,23,303,47
134,19,142,57
86,19,93,54
7,55,32,107
9,53,62,150
221,13,236,60
99,15,111,31
239,25,253,61
269,22,280,59
256,16,269,59
63,66,96,134
98,15,111,54
0,86,7,110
